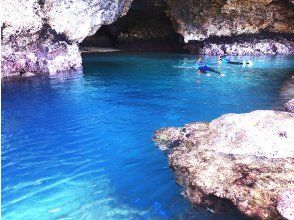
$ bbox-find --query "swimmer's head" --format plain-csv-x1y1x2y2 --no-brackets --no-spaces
247,60,253,66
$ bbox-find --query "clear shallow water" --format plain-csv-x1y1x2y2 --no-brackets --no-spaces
2,53,294,220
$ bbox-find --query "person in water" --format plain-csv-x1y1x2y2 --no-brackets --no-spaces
197,58,222,75
219,55,253,66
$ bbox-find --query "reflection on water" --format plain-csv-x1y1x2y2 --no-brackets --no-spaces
280,74,294,101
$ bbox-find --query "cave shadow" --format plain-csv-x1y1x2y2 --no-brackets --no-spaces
80,0,185,53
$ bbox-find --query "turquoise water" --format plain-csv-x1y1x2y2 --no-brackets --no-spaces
2,53,294,220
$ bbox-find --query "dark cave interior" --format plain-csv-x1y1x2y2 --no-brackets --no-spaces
80,0,184,52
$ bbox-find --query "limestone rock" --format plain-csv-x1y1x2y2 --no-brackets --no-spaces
165,0,294,42
285,99,294,113
154,110,294,219
1,0,132,77
43,0,133,42
277,191,294,220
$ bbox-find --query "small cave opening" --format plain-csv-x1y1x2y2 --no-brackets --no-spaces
80,0,185,52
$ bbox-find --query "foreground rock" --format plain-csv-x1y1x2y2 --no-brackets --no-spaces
154,110,294,219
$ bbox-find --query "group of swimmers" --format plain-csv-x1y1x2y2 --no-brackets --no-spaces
196,55,253,75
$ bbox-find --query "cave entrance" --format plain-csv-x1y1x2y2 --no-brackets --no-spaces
80,0,184,52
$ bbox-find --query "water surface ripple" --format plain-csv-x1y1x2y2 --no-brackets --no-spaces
2,53,294,219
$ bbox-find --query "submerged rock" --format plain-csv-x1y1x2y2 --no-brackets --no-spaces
153,110,294,219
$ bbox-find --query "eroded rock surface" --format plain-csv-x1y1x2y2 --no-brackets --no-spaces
81,0,294,54
154,110,294,219
165,0,294,42
165,0,294,54
285,99,294,112
1,0,132,77
186,34,294,55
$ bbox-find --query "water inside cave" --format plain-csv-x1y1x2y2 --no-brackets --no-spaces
2,53,294,219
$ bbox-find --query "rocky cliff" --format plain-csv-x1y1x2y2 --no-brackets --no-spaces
1,0,294,77
166,0,294,54
166,0,294,42
1,0,132,77
153,108,294,219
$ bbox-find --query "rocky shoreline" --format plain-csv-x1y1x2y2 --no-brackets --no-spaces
153,99,294,220
79,47,120,53
1,0,133,77
184,33,294,55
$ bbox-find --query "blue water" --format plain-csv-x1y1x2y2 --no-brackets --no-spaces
2,53,294,220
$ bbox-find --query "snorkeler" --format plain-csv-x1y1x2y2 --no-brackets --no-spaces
219,55,253,66
197,58,222,75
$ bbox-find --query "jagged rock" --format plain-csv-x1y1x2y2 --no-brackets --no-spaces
165,0,294,42
195,35,294,55
285,99,294,113
153,110,294,219
165,0,294,54
1,0,132,77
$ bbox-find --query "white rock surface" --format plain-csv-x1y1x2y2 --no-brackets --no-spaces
154,110,294,219
44,0,132,42
1,0,132,77
277,191,294,220
209,110,294,158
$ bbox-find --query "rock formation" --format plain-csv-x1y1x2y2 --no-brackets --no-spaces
1,0,132,77
81,0,184,52
165,0,294,42
153,110,294,219
81,0,294,54
285,99,294,112
185,33,294,55
165,0,294,54
1,0,294,77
